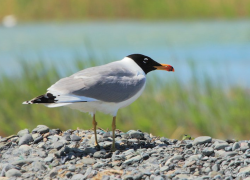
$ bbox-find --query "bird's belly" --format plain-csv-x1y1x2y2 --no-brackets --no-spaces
68,83,146,116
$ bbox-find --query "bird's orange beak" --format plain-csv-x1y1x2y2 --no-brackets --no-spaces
154,64,175,72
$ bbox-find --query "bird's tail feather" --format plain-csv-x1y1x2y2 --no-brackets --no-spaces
22,93,63,106
22,92,89,108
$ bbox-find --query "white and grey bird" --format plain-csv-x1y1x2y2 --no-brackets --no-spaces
23,54,174,151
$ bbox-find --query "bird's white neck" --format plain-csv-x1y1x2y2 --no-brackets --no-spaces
120,57,146,76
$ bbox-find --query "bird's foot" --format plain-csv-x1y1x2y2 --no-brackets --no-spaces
95,144,100,151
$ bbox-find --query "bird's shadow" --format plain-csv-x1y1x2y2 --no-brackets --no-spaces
59,134,169,164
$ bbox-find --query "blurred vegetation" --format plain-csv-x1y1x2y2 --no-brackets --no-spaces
1,0,250,21
1,58,250,140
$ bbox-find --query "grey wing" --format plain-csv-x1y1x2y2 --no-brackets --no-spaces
48,63,146,103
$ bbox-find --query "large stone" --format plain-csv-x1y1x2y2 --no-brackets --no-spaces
128,130,144,139
32,125,49,134
18,134,33,145
240,165,250,173
214,142,229,150
32,161,47,171
232,142,240,151
202,147,214,156
53,141,64,150
5,169,21,177
81,157,96,165
123,155,142,165
70,134,81,141
19,145,32,152
193,136,212,145
17,129,29,137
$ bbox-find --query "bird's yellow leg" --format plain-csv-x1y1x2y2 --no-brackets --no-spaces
92,114,100,149
111,116,116,152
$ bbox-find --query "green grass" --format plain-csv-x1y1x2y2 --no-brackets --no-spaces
1,0,250,21
1,58,250,140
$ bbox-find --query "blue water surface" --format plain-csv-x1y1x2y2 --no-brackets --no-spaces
0,20,249,87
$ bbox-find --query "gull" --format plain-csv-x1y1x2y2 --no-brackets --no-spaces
23,54,174,151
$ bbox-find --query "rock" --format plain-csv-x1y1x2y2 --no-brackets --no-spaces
209,171,221,178
32,161,47,171
154,176,164,180
128,130,144,139
165,155,183,165
239,165,250,173
103,132,111,138
212,164,220,172
33,135,43,143
54,141,64,150
5,169,21,177
48,168,58,178
221,151,238,157
123,155,142,165
185,160,196,167
225,146,232,151
214,142,229,150
90,134,103,143
202,147,214,156
0,164,16,177
68,165,76,172
18,134,33,145
32,125,49,134
93,150,111,159
93,162,104,169
12,159,34,166
44,156,54,162
17,129,29,137
19,145,32,152
160,166,169,172
70,134,81,141
81,157,96,165
193,136,212,145
123,175,134,180
175,174,190,179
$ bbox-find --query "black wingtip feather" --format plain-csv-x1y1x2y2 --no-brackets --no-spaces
29,93,58,104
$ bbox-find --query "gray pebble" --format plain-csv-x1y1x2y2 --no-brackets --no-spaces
33,135,43,143
154,176,164,180
32,125,49,134
202,147,214,156
5,169,21,177
123,155,142,165
44,156,54,162
160,166,169,172
128,130,144,139
214,142,229,150
212,163,220,172
123,175,134,180
32,161,47,171
93,150,109,158
54,141,64,150
17,129,29,137
193,136,212,145
103,132,111,138
70,134,81,141
81,157,96,165
18,134,33,145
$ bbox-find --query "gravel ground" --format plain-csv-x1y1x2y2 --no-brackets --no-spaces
1,125,250,180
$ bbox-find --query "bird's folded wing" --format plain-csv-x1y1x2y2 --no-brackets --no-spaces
47,64,146,103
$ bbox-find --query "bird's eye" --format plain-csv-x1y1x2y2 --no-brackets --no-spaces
143,58,148,63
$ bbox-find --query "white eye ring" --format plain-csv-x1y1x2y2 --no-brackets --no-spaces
143,58,148,63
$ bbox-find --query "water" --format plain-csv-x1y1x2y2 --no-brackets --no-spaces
1,20,250,87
